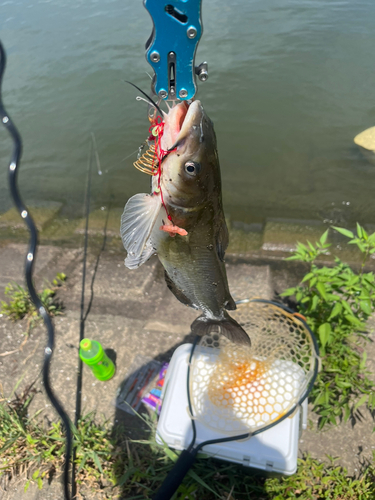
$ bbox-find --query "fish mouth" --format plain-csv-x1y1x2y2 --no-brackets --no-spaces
163,100,203,151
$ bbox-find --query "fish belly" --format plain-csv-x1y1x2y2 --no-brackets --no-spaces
157,234,230,318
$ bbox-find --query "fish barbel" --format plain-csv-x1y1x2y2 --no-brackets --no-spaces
121,100,250,345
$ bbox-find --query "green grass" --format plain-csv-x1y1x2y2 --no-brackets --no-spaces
0,273,66,334
1,390,374,500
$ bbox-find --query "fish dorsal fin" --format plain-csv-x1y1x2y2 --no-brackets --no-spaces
121,193,162,260
216,219,229,261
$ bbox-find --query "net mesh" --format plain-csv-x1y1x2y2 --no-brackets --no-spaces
190,301,317,435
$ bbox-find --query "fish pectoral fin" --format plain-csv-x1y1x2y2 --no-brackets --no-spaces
190,312,251,345
121,193,162,260
164,271,196,308
125,240,155,269
215,219,229,261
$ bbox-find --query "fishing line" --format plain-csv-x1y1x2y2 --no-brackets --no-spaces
71,135,93,499
124,80,164,117
0,41,72,500
71,133,112,498
121,147,141,163
82,204,111,323
91,131,102,175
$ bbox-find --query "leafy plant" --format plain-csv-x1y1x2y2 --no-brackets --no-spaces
1,283,33,321
281,224,375,427
0,273,66,331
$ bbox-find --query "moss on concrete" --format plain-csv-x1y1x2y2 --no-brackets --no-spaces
262,220,327,253
74,207,123,237
41,218,81,241
0,203,370,268
227,227,262,254
0,203,62,232
0,226,29,243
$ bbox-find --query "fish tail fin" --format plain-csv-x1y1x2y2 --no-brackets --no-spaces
190,312,250,346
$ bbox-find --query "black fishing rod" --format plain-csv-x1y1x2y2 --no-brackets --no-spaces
0,41,72,500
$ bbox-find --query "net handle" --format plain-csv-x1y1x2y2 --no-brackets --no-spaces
152,449,198,500
152,428,251,500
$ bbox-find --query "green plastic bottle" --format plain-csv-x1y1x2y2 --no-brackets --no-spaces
79,338,115,381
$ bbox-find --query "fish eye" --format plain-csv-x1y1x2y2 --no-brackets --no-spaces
184,161,201,176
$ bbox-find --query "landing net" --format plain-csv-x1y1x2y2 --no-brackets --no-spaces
190,300,319,435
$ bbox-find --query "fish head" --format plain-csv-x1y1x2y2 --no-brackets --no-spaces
159,100,221,209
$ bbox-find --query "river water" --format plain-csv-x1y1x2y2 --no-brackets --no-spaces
1,0,375,227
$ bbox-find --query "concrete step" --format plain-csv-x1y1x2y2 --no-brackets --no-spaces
1,204,371,267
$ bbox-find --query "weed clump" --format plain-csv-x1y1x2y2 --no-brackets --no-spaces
0,273,66,333
281,224,375,427
1,389,375,499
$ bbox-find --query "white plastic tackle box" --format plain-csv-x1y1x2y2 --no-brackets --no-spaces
156,344,307,475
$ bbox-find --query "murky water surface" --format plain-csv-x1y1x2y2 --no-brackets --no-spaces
1,0,375,227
